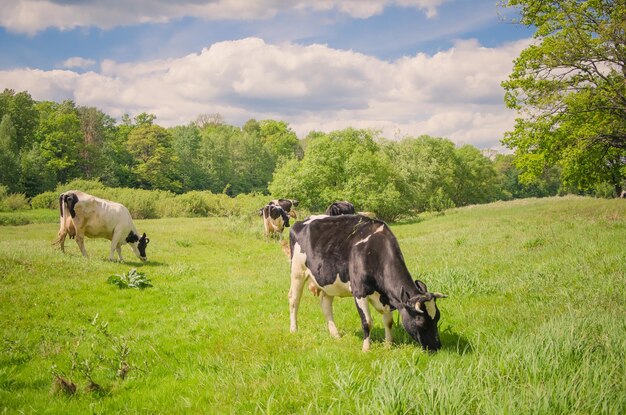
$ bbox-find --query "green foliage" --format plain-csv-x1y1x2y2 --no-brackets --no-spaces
107,269,152,289
30,191,58,209
593,181,616,199
1,193,29,211
270,128,396,215
35,100,84,184
0,89,38,152
0,114,21,192
502,0,626,194
125,124,182,192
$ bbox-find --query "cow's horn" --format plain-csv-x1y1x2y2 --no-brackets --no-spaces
414,301,424,314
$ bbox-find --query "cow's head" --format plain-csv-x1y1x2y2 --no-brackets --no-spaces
127,231,149,262
279,207,290,228
399,280,447,351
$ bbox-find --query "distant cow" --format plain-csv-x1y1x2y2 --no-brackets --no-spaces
325,201,355,216
270,199,299,218
261,204,291,240
289,214,447,351
55,191,149,262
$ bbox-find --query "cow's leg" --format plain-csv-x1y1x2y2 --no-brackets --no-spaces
382,311,394,345
288,269,307,333
110,228,124,261
57,228,67,253
320,292,340,338
75,234,88,257
115,245,124,262
355,297,373,352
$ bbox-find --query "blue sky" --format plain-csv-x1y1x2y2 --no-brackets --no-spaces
0,0,534,148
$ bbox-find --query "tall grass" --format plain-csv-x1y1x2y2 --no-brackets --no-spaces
0,196,624,414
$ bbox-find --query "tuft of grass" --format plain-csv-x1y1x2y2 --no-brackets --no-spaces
107,269,153,289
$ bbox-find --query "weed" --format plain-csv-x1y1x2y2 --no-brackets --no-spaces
107,268,153,289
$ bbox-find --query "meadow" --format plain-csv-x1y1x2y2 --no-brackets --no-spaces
1,196,625,414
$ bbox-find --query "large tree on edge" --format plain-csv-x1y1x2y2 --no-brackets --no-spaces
502,0,626,195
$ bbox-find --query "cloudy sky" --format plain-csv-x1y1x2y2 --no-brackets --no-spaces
0,0,534,148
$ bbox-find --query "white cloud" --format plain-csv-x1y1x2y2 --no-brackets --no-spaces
0,37,529,148
0,0,444,35
61,57,96,69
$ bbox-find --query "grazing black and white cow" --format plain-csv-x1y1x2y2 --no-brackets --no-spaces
55,190,149,262
261,204,291,239
325,201,355,216
289,214,447,351
270,199,299,218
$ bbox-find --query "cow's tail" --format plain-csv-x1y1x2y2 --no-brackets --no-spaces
53,193,77,245
53,194,67,246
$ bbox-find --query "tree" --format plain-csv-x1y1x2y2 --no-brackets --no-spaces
454,145,500,205
0,89,38,153
259,120,300,161
385,136,458,212
0,114,20,192
502,0,626,196
20,144,56,197
125,124,181,192
77,106,116,179
35,100,83,184
269,128,407,219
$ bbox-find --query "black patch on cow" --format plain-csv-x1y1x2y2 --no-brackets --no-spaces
325,201,355,216
269,199,298,212
263,205,290,227
137,233,149,258
126,232,140,243
63,193,79,218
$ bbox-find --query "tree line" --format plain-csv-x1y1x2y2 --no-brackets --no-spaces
0,88,580,220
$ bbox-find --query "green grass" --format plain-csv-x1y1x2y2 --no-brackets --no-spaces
1,196,625,414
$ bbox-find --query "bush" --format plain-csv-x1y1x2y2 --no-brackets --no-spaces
2,193,29,211
0,214,30,226
31,191,59,209
28,184,269,220
56,179,105,194
593,182,615,199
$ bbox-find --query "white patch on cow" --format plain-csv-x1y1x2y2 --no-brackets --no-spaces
354,224,385,246
303,215,329,224
424,299,437,319
291,242,309,274
368,291,392,314
312,273,352,297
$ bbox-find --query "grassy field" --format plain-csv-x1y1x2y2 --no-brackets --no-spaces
1,196,625,414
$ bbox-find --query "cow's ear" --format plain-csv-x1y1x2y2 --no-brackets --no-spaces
432,292,447,299
414,279,428,292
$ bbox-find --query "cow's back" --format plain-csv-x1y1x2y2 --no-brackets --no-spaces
290,215,383,287
69,191,133,240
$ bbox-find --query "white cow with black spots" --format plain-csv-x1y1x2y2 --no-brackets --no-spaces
288,214,447,352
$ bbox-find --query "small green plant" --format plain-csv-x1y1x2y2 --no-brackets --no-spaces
107,269,152,289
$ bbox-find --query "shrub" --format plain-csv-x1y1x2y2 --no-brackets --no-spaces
593,182,615,199
31,191,59,209
56,179,105,194
0,214,30,226
2,193,29,211
107,269,152,289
